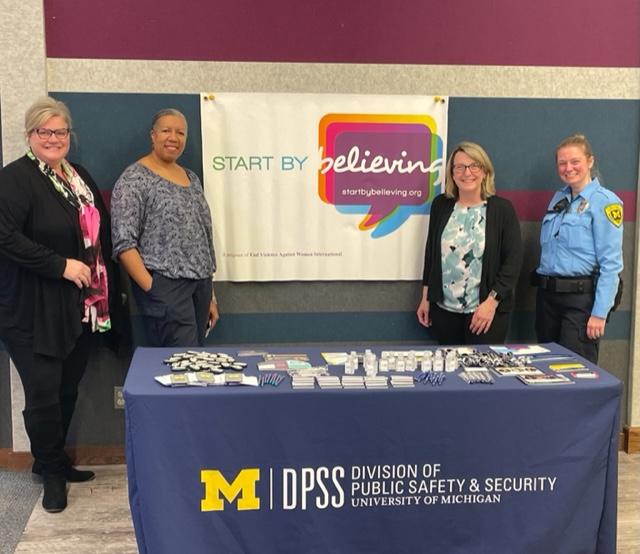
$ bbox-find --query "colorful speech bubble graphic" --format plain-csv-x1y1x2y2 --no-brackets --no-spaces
318,114,444,238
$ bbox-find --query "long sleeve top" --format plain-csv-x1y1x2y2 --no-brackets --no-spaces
422,194,523,313
0,155,118,358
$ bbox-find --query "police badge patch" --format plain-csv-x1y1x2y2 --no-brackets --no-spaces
604,203,623,227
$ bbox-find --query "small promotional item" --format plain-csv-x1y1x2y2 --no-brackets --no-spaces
414,371,446,386
157,351,254,387
444,350,458,372
458,370,494,385
390,375,415,388
518,373,574,386
341,375,365,389
491,366,545,377
420,356,432,372
289,366,329,378
570,371,599,379
316,375,343,389
163,351,236,372
364,376,388,389
549,363,586,372
263,353,309,362
154,372,226,387
170,374,190,386
224,373,244,385
321,352,349,365
258,359,312,371
259,373,285,387
291,375,315,389
432,351,444,372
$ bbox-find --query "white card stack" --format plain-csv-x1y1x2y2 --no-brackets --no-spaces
291,375,315,389
390,375,415,388
316,375,343,389
364,376,388,389
341,375,365,389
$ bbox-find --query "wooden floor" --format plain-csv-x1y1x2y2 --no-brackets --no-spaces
618,452,640,553
14,465,137,554
14,453,640,553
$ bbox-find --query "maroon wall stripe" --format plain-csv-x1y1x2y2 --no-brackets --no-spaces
502,190,636,223
44,0,639,67
99,189,635,223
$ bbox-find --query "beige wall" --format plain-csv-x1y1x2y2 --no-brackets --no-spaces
0,0,47,452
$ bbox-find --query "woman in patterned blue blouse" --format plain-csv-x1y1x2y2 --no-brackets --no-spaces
417,142,522,344
111,109,219,347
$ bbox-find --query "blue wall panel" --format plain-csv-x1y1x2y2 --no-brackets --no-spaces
53,92,638,346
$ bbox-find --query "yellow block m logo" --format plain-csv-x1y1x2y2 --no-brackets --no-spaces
201,468,260,511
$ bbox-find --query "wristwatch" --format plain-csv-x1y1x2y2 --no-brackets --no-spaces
489,289,501,302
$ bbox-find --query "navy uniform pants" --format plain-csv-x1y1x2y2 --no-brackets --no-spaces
535,288,599,364
133,272,212,347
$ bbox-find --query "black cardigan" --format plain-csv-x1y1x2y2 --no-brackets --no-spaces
0,155,121,358
422,194,523,313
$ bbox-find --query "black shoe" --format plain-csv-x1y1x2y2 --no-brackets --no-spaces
42,476,67,513
33,466,95,483
65,467,95,482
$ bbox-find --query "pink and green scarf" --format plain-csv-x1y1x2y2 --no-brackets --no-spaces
28,149,111,332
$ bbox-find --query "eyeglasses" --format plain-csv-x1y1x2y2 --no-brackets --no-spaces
452,162,483,174
33,128,71,139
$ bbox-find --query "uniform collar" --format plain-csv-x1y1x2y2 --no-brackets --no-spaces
562,177,600,201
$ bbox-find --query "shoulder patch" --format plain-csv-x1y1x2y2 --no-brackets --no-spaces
604,203,623,227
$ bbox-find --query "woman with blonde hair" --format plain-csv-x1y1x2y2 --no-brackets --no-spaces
0,97,118,512
533,134,623,363
417,141,522,344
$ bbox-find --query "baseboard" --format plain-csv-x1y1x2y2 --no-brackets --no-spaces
623,426,640,453
0,448,30,469
0,445,125,470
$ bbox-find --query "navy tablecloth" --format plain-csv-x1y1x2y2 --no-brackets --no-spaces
124,343,621,554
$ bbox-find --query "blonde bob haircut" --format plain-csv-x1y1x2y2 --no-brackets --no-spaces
24,96,73,138
444,141,496,200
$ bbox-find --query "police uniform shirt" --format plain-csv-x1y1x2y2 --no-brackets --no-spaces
537,177,623,318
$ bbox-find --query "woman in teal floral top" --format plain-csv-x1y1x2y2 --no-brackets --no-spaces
417,142,522,344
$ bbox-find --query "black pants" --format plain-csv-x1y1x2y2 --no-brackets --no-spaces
133,273,212,347
535,288,599,364
5,328,91,477
430,302,510,345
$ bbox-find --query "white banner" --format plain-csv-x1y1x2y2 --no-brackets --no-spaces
201,93,448,281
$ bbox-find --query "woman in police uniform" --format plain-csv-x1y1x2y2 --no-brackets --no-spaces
534,134,623,363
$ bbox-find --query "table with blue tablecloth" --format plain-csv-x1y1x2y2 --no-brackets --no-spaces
124,343,621,554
